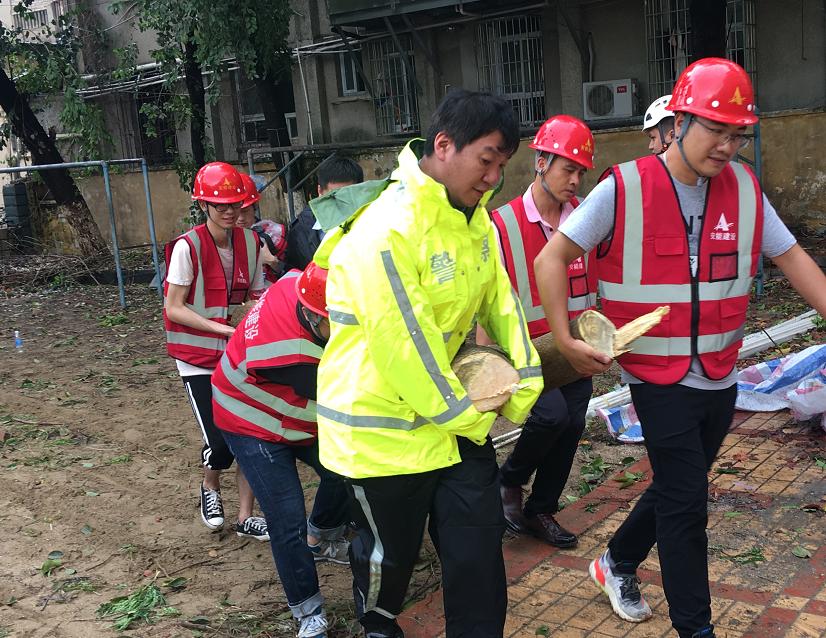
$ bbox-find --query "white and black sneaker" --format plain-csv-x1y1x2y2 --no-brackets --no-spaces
199,484,224,530
589,550,652,623
308,537,350,565
236,516,269,541
297,609,328,638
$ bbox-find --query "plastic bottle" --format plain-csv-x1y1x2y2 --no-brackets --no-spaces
14,329,23,352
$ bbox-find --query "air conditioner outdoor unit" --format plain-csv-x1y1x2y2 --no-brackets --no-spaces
583,79,639,121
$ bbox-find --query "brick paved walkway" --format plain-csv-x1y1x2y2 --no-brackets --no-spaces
399,411,826,638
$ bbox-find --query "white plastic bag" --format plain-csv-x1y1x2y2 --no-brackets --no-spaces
735,344,826,432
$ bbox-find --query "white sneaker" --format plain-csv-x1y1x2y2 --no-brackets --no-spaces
297,611,328,638
309,537,350,565
199,484,224,530
589,550,653,622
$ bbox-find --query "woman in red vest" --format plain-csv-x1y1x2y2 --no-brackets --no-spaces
535,59,826,638
482,115,597,549
236,172,287,284
211,263,349,638
164,162,268,540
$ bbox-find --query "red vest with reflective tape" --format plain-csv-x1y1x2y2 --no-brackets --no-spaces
163,224,259,369
597,155,763,384
211,271,322,445
491,195,597,338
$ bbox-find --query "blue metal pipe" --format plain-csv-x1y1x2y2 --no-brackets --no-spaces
141,159,162,300
101,162,127,309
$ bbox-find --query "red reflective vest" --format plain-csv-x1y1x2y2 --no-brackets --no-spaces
211,271,321,445
597,155,763,384
163,224,259,369
491,194,597,338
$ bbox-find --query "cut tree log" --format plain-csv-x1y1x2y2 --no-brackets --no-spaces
451,345,521,412
453,307,670,412
534,306,670,389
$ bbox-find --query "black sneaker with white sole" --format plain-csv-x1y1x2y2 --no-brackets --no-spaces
200,484,225,530
236,516,269,541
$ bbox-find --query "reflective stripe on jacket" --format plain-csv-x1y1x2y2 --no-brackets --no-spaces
313,139,544,479
597,155,763,384
211,270,320,444
163,224,259,368
491,195,597,338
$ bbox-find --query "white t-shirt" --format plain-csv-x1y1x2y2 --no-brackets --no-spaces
167,235,265,376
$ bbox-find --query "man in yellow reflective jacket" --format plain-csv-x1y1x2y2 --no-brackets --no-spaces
313,90,543,638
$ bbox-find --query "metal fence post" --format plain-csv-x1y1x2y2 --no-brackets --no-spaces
140,159,162,299
101,161,127,309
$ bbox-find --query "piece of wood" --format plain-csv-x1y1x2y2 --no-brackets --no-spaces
452,345,521,412
534,307,670,389
455,307,671,409
229,300,256,328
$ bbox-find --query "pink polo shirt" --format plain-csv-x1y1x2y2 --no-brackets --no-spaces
493,185,576,261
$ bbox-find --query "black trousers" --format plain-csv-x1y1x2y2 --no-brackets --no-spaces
500,377,593,516
608,382,737,638
348,437,507,638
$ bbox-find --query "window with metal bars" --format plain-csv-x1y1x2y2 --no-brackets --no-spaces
644,0,757,101
725,0,757,93
476,15,545,129
366,36,420,136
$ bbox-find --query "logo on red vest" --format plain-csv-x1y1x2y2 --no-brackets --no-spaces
570,256,585,271
710,213,736,241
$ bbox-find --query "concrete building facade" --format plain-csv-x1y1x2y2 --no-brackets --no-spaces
0,0,824,251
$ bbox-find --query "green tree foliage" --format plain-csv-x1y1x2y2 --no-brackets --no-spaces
114,0,294,187
0,0,113,160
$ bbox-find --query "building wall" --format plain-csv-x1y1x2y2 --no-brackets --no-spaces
59,107,822,254
755,0,825,112
582,1,648,106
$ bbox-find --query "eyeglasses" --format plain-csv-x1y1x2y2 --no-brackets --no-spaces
211,201,244,212
693,118,751,150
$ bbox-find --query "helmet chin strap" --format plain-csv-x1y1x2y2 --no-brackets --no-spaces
301,305,327,342
535,152,558,201
674,113,704,180
657,121,672,153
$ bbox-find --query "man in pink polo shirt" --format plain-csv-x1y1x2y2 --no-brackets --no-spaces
479,115,597,547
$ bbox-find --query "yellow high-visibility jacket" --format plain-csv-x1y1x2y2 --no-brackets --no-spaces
314,140,543,478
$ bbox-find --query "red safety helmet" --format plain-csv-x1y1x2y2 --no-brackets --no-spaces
295,262,328,317
239,173,261,209
667,57,757,126
192,162,246,204
529,115,594,170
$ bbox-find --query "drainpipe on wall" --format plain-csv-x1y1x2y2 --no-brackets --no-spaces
296,48,315,146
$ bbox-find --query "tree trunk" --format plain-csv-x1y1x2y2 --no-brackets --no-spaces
0,66,107,255
182,38,207,168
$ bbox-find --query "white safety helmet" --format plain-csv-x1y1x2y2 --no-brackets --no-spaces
641,94,673,131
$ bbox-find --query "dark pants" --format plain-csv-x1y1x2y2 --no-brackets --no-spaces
183,374,234,470
608,383,737,638
500,377,593,516
348,437,506,638
222,431,350,618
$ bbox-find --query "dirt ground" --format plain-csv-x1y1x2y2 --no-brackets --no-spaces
0,271,822,638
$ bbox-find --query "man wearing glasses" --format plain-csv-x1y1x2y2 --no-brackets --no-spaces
164,162,269,540
535,59,826,638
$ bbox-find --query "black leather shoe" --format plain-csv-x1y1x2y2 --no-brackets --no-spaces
500,484,528,533
523,513,577,548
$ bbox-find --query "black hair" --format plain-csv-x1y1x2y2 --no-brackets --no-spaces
424,89,520,157
318,157,364,190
